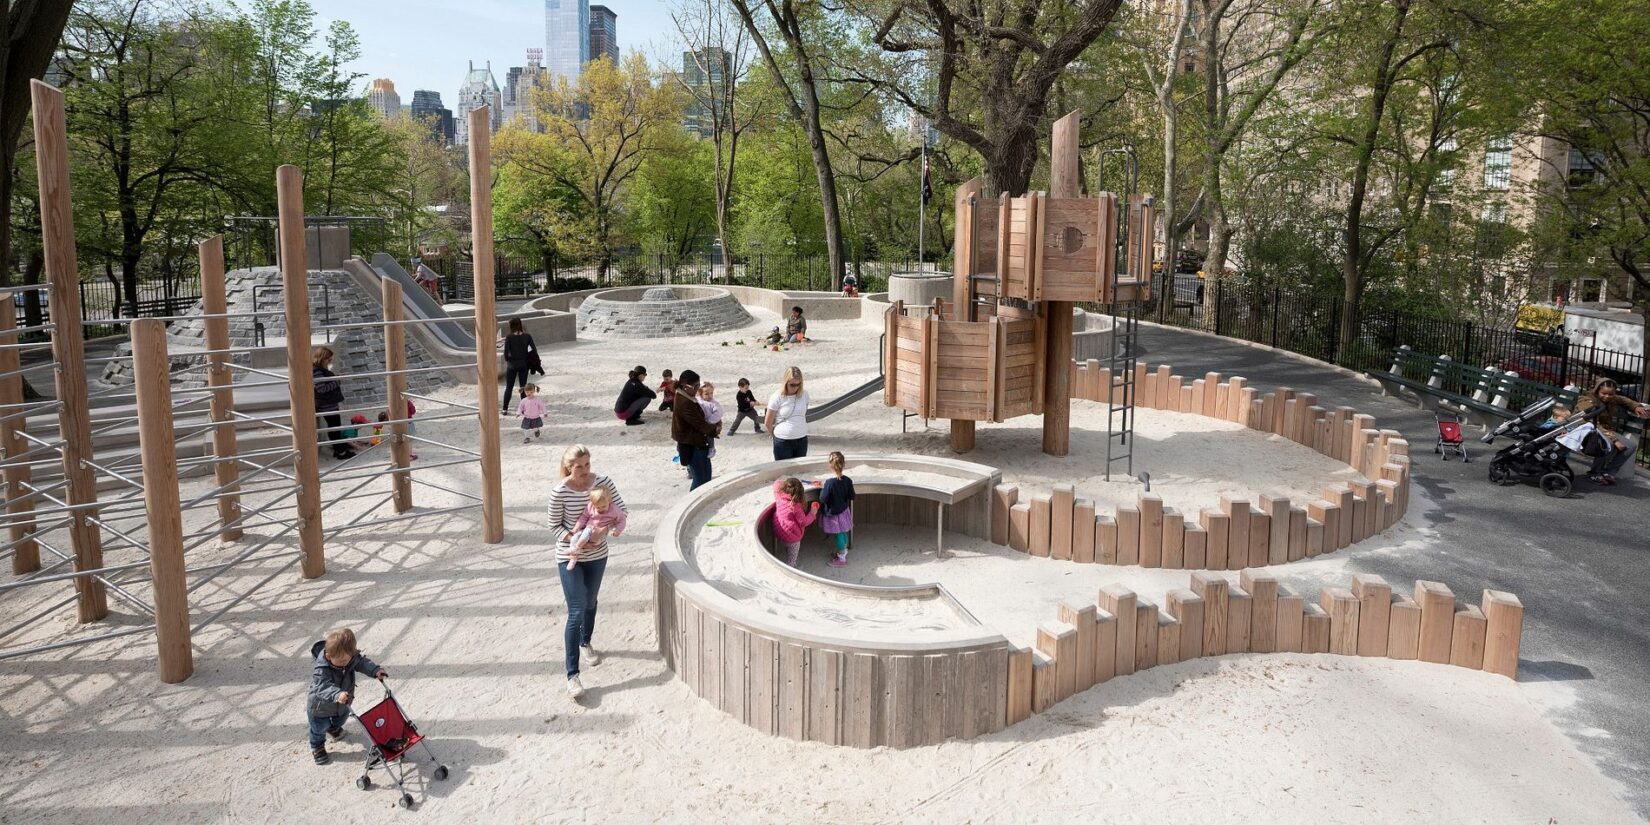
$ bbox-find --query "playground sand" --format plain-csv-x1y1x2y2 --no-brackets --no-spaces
0,308,1636,823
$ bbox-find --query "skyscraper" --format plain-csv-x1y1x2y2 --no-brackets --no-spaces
682,48,732,138
453,61,502,146
503,49,549,132
545,0,590,84
589,6,619,65
367,78,401,119
410,90,455,145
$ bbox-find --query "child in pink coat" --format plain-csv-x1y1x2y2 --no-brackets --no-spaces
771,477,819,566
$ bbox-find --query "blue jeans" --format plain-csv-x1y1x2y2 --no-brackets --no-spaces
558,556,608,678
772,435,809,461
308,711,347,749
678,443,713,489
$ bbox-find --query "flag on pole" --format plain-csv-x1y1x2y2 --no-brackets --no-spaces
921,152,933,204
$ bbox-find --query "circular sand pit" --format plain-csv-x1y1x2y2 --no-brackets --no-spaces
576,285,752,338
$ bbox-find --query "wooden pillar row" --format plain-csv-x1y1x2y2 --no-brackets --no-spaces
276,164,326,579
132,320,193,683
198,236,243,542
468,106,505,543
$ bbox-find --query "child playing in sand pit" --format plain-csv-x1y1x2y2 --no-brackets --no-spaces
518,383,546,443
568,486,626,570
729,378,764,434
657,369,676,411
819,452,856,567
765,326,783,347
698,381,724,458
785,306,808,342
771,476,819,566
306,627,388,765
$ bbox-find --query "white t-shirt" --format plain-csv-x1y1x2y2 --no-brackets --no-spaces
767,390,810,440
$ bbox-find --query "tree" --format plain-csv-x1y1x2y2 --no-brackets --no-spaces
630,127,717,263
1127,0,1197,319
1190,0,1325,330
728,0,850,287
1,0,74,289
497,54,683,282
845,0,1126,197
672,0,764,278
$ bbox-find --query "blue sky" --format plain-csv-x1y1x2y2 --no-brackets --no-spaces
308,0,682,104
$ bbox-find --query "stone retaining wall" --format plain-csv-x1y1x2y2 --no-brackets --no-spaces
575,286,752,338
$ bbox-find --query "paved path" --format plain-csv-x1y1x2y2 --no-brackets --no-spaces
1140,324,1650,817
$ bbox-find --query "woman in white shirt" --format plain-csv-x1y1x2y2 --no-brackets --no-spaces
764,366,810,460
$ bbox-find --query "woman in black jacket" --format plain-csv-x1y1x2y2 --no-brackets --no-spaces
312,346,354,459
501,317,537,413
613,365,656,425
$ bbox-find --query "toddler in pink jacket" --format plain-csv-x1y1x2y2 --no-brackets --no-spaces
771,477,819,566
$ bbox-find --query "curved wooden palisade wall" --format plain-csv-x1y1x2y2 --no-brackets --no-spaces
984,361,1414,569
654,455,1017,748
1010,571,1524,722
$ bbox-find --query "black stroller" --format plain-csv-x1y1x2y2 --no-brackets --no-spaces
1481,396,1604,497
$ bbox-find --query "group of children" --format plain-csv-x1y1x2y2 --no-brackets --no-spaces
763,306,810,348
337,401,419,460
652,370,769,457
770,451,857,568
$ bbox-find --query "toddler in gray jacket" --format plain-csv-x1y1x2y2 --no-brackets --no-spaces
307,627,387,765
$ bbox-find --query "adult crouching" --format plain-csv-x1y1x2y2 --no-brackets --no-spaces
613,365,656,425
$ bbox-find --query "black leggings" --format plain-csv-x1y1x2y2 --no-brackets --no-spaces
318,412,349,457
503,363,530,411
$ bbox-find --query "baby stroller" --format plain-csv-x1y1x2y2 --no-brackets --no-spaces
350,678,449,809
1480,396,1603,498
1434,411,1469,461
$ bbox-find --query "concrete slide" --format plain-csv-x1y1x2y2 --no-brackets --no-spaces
366,253,475,350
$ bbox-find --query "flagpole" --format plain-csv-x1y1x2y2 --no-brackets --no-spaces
918,138,926,271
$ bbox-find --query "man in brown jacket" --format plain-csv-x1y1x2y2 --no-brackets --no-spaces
1574,378,1650,484
671,369,719,490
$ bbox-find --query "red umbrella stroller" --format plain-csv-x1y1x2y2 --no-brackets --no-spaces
1435,411,1469,462
350,678,449,809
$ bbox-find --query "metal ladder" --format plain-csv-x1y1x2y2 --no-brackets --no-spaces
1104,299,1140,481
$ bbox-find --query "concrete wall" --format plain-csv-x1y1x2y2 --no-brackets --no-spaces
888,272,954,308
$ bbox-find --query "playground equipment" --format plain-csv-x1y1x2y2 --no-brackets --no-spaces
884,111,1154,459
0,84,508,683
654,453,1521,749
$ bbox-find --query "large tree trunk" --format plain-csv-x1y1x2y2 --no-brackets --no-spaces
1160,103,1179,321
1,0,77,288
1337,0,1411,357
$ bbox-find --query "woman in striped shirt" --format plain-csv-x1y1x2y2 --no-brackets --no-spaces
547,444,628,699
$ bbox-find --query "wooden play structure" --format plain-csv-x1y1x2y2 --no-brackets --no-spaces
0,83,508,682
884,111,1155,457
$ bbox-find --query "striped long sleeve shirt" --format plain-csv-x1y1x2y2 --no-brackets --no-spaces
547,475,627,563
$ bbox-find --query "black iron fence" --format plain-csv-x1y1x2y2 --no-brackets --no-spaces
11,275,202,339
1119,277,1647,464
421,251,917,299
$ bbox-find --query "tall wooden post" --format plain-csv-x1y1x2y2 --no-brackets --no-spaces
31,81,107,621
199,236,242,541
0,294,39,573
382,279,413,513
468,106,504,543
1041,110,1081,457
132,320,193,683
277,165,326,578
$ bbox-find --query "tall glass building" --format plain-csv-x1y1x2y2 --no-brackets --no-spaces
545,0,590,84
589,6,619,65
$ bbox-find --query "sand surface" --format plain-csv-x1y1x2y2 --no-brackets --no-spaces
0,308,1638,823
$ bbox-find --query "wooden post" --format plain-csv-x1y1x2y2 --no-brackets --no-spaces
132,320,193,683
1058,601,1098,692
1135,601,1160,670
1241,570,1279,654
0,295,39,573
1037,620,1078,702
1167,588,1205,660
1006,643,1033,725
1352,574,1392,657
198,236,243,541
1276,588,1305,653
1192,573,1228,656
469,106,505,543
1073,500,1096,563
1387,594,1422,660
1450,604,1488,669
1321,587,1360,655
1099,584,1137,676
1415,580,1455,664
31,81,106,619
382,279,414,512
276,165,326,579
1139,494,1163,568
1050,484,1074,560
1041,110,1080,457
1029,494,1052,557
1480,590,1523,679
991,484,1017,546
1225,586,1252,654
1116,505,1140,566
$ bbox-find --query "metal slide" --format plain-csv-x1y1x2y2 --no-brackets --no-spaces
367,252,475,350
805,375,885,421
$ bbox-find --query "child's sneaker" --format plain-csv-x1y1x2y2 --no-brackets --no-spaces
523,437,532,444
829,554,848,567
581,644,601,666
312,746,330,765
326,725,345,741
567,676,585,699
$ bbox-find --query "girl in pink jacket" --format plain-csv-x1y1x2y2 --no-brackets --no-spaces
771,477,819,566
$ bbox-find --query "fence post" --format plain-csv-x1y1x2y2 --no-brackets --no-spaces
1327,296,1341,365
1271,286,1282,348
1213,280,1224,338
1462,321,1475,367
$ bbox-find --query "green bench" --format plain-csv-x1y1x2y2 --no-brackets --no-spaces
1367,346,1581,427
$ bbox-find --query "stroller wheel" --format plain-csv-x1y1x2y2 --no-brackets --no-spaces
399,793,415,809
356,775,371,790
1540,472,1572,498
1487,462,1515,486
434,765,449,781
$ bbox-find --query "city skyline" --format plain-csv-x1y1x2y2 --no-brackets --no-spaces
309,0,677,106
